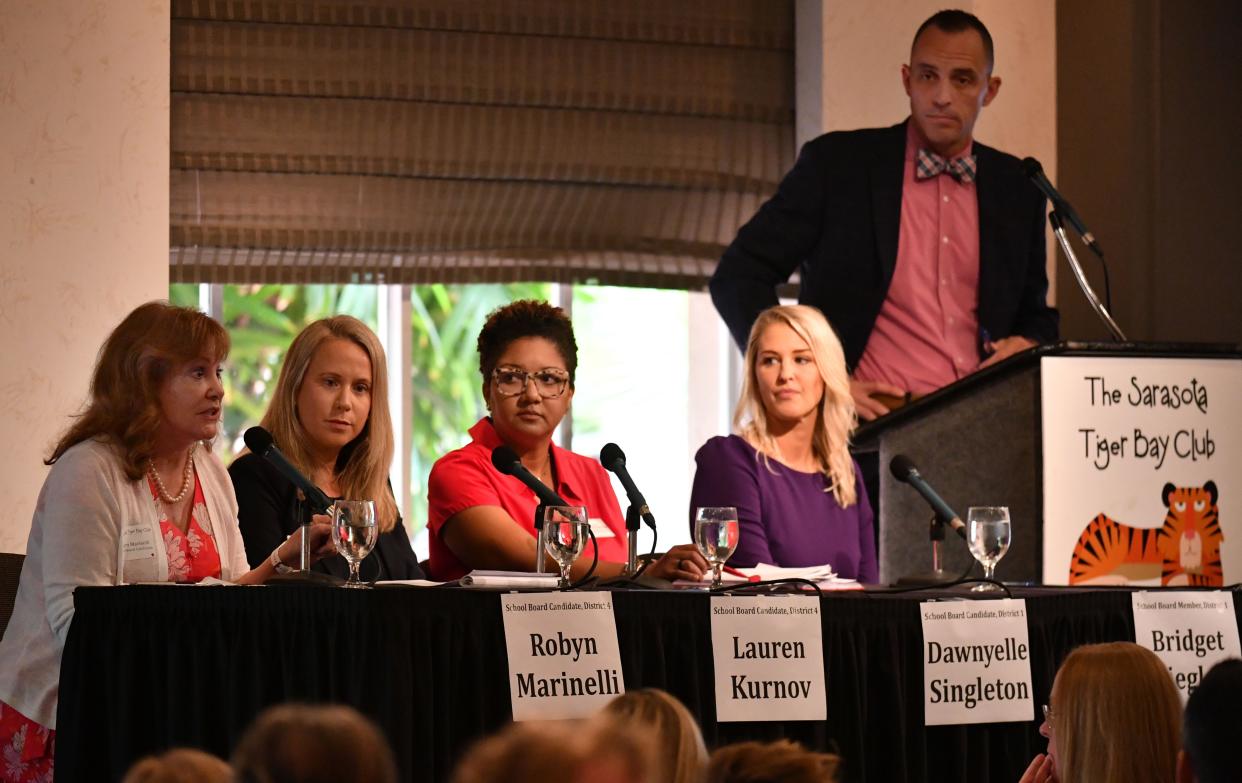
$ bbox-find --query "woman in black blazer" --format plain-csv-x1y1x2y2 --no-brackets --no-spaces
230,316,422,581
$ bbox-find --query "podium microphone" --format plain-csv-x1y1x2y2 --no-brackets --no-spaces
889,455,966,540
243,427,333,514
1021,157,1103,257
600,443,655,575
491,446,568,574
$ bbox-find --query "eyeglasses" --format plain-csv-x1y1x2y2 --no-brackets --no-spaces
1042,704,1054,727
491,366,570,399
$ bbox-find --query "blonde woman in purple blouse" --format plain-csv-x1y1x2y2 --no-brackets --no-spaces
690,305,878,582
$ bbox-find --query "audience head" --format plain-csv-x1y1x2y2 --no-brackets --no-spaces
1044,641,1181,783
261,315,397,529
903,9,1000,158
475,300,578,451
121,748,230,783
452,715,655,783
603,689,707,783
47,300,229,479
1179,657,1242,783
232,703,398,783
735,305,858,506
704,738,839,783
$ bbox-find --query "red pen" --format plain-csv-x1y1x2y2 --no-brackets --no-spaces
722,565,761,583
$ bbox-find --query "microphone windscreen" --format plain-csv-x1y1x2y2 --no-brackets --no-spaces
889,454,917,482
491,445,521,475
599,442,625,472
1020,157,1043,178
243,426,274,455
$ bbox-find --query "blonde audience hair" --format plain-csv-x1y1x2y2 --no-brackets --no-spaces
46,301,229,480
259,316,398,532
232,703,397,783
452,715,656,783
1051,641,1181,783
603,688,707,783
121,748,231,783
733,305,858,506
705,738,839,783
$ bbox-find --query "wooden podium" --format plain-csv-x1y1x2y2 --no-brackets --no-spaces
853,341,1241,584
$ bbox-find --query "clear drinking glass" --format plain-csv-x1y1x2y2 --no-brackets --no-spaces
967,506,1012,592
543,506,589,589
694,506,740,588
331,500,378,588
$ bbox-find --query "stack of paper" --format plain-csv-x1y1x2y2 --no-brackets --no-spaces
459,570,560,589
674,563,862,590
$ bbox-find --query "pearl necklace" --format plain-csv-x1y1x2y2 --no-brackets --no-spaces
148,443,197,504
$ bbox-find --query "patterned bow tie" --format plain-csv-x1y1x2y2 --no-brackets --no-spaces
916,148,977,184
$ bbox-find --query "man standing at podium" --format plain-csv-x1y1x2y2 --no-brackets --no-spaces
711,9,1058,421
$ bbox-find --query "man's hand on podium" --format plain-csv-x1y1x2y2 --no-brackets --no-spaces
851,378,906,421
979,335,1037,369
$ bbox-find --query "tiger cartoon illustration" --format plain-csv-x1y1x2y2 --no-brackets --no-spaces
1067,481,1223,586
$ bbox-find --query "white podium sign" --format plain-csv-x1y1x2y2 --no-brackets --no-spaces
501,592,625,720
1131,591,1242,699
1041,356,1242,586
920,600,1034,725
710,596,826,722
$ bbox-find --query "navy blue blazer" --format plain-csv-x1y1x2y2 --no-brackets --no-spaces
710,121,1059,369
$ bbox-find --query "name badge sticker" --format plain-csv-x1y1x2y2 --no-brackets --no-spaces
920,599,1034,725
1131,590,1242,699
120,524,160,583
500,592,625,721
709,595,826,722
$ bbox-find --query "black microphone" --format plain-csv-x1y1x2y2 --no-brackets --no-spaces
490,446,568,508
1021,157,1103,256
889,455,966,540
243,426,333,514
599,443,656,531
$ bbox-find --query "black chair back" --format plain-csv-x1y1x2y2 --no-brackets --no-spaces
0,552,25,641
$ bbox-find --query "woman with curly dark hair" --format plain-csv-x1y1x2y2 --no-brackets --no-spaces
426,300,705,582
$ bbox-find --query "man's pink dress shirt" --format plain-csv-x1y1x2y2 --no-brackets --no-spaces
854,122,980,394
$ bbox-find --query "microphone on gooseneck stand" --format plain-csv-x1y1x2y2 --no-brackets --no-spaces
243,427,334,514
889,455,966,540
243,426,337,580
599,443,656,575
491,445,568,574
890,454,968,587
490,446,568,507
1020,157,1102,257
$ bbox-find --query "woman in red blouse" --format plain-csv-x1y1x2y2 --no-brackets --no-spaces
426,300,706,583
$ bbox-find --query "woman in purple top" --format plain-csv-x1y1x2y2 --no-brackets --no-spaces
690,305,878,582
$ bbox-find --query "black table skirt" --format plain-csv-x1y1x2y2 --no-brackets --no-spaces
55,585,1234,782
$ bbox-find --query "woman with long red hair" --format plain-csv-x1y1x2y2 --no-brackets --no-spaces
0,301,333,780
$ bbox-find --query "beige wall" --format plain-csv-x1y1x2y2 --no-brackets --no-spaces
796,0,1058,291
0,1,170,552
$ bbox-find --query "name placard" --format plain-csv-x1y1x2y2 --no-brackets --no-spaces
500,592,625,720
920,599,1034,725
1131,591,1242,698
709,596,826,722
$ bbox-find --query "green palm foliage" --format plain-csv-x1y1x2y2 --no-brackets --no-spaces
170,282,547,538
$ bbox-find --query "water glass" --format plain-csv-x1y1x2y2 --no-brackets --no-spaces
544,506,589,589
967,506,1012,592
694,507,740,588
331,500,378,588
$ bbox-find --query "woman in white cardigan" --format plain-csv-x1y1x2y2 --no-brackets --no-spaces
0,301,334,779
